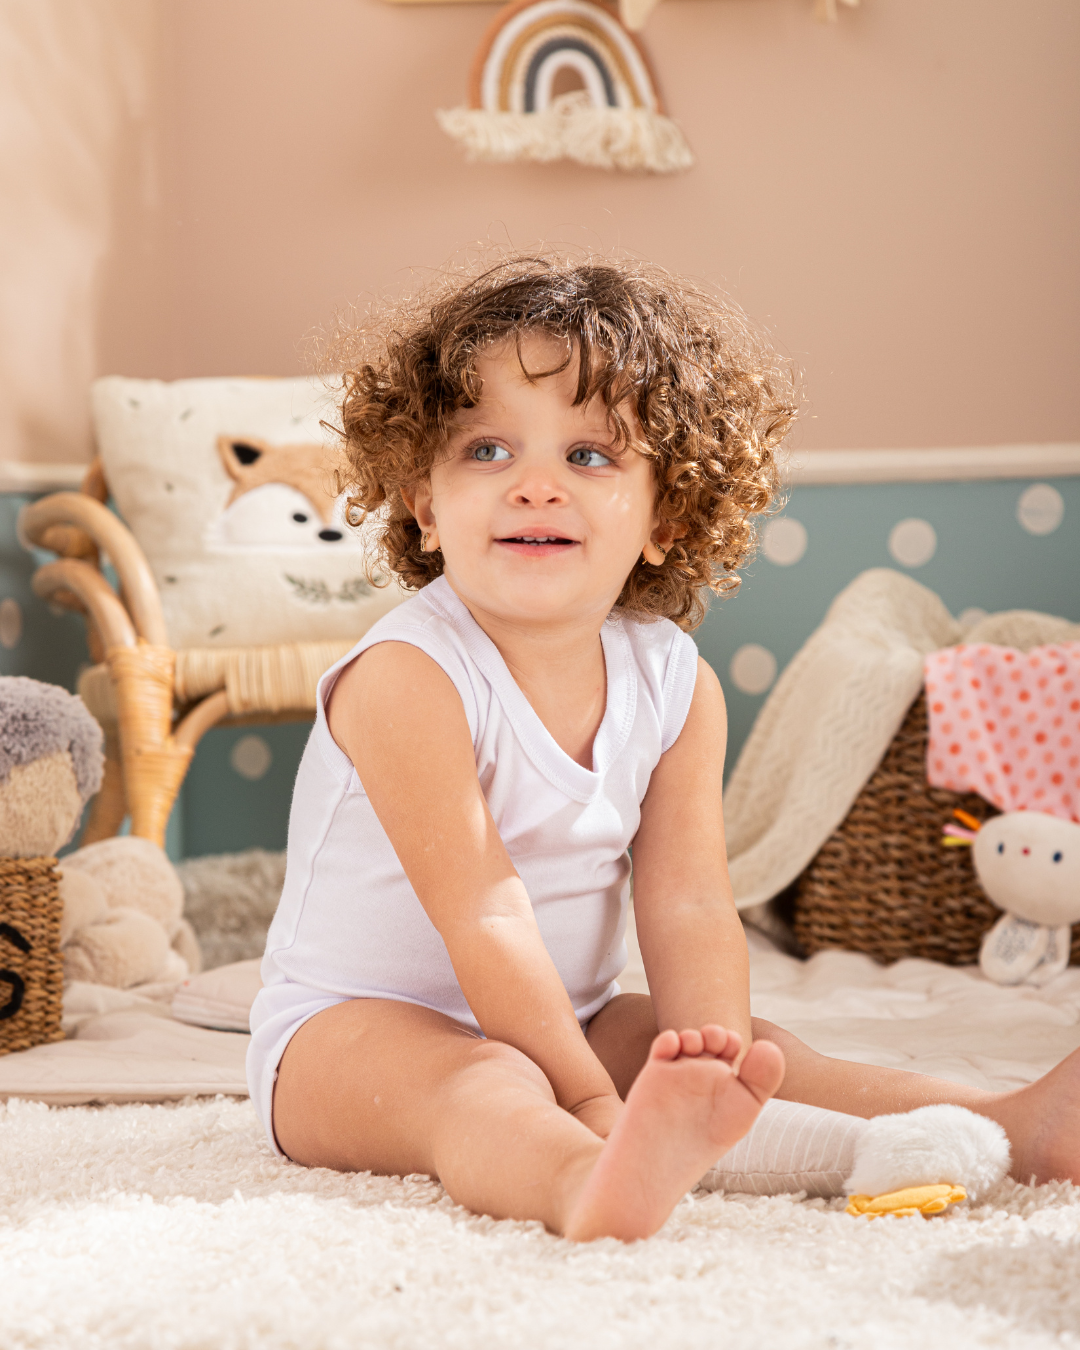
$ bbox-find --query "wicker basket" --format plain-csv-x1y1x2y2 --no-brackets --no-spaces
793,693,1080,967
0,856,65,1055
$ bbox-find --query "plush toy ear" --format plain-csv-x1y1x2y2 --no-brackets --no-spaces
217,436,266,480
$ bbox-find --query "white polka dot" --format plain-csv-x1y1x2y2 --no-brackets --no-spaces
1017,483,1064,536
762,517,808,566
729,644,777,695
230,734,272,781
957,607,988,633
888,517,937,568
0,598,23,649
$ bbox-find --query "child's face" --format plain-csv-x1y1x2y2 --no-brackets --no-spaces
409,333,665,629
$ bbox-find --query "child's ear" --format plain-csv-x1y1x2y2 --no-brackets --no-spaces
403,481,436,530
651,520,687,549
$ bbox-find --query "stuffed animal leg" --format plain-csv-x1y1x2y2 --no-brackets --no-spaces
63,907,175,989
59,836,202,991
980,913,1071,987
699,1098,1010,1215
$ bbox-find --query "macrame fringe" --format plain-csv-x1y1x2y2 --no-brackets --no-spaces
436,95,693,174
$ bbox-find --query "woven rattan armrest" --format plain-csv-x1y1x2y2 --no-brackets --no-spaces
21,482,166,648
79,639,352,723
19,473,213,845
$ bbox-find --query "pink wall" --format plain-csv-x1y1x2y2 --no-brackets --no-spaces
98,0,1080,451
0,1,156,468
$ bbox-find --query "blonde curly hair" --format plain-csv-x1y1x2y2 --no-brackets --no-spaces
334,254,798,631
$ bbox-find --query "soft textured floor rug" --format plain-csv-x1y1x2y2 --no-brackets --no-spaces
3,1093,1079,1350
4,851,1075,1347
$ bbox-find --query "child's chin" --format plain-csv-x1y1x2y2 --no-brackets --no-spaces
469,570,590,614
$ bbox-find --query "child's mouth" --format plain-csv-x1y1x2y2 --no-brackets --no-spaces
496,535,578,557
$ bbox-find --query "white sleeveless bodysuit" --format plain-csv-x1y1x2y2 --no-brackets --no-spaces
246,576,700,1153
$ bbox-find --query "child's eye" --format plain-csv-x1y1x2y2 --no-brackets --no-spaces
470,443,511,462
567,447,612,468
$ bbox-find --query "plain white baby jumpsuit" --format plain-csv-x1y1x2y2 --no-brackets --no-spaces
246,575,700,1154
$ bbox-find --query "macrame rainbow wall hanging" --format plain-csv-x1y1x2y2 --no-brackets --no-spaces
437,0,693,174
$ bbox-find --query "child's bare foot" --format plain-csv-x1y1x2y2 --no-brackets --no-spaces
563,1025,785,1242
991,1044,1080,1185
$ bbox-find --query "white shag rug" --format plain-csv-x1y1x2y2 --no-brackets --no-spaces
4,849,1077,1348
2,1094,1079,1349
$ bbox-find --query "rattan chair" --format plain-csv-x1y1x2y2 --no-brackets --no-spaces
20,460,358,847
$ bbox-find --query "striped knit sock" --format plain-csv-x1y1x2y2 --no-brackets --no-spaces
700,1098,867,1198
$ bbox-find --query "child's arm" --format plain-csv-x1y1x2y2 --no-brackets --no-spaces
630,658,753,1056
327,640,621,1134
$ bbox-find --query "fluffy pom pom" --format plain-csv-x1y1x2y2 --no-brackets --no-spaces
844,1104,1010,1201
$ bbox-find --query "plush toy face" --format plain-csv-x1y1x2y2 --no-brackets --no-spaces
0,750,83,857
0,675,102,857
207,482,349,551
972,811,1080,927
206,437,360,553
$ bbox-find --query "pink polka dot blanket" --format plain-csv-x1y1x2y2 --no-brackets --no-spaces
925,643,1080,823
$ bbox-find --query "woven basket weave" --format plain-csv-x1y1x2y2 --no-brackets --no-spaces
793,693,1080,967
0,856,65,1055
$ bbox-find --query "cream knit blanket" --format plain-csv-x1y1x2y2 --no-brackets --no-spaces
724,567,1080,914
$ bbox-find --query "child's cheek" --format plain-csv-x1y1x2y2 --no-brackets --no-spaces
603,479,654,534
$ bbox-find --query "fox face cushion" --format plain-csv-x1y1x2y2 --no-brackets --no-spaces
91,376,405,650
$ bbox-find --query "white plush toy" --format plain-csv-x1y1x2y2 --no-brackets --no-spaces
927,641,1080,987
947,810,1080,987
60,836,201,991
0,676,199,994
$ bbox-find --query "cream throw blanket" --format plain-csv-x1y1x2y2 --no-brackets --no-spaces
724,567,1080,915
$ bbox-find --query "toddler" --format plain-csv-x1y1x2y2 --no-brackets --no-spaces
248,256,1079,1241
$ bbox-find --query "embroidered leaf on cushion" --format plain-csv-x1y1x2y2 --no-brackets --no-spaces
91,376,405,650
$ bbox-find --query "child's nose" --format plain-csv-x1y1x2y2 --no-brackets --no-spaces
511,472,568,506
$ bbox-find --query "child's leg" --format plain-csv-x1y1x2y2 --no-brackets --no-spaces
272,997,783,1241
752,1017,1080,1186
590,996,869,1198
587,996,1080,1186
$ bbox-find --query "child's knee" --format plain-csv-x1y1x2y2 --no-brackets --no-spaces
450,1038,554,1100
752,1018,818,1060
752,1017,792,1046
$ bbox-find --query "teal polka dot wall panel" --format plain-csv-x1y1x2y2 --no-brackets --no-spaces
0,494,89,687
694,477,1079,777
175,721,314,859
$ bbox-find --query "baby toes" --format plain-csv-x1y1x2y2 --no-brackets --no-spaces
702,1025,740,1062
737,1039,786,1105
650,1029,683,1062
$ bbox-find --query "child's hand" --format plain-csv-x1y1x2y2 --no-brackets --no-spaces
569,1093,623,1140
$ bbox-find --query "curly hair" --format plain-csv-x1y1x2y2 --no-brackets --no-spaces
333,254,798,630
